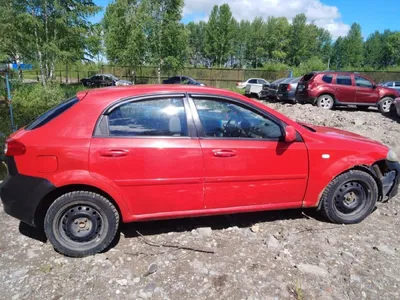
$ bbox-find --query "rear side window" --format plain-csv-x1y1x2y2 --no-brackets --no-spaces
26,97,79,130
248,79,257,84
336,75,352,86
395,82,400,87
107,98,188,137
322,74,333,83
302,73,315,82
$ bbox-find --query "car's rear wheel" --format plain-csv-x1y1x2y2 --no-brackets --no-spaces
378,97,393,114
320,170,378,224
316,94,334,109
44,191,119,257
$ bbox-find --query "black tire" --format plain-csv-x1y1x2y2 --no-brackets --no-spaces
378,97,393,114
316,94,334,109
44,191,119,257
319,170,378,224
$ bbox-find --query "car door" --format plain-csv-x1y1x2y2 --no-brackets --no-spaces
395,82,400,91
333,74,356,103
89,95,204,217
189,95,308,209
355,76,379,104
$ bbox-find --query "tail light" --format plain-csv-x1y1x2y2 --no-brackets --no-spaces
287,84,292,92
236,82,240,86
5,139,26,156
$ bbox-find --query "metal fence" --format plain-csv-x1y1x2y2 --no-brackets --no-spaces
19,66,400,87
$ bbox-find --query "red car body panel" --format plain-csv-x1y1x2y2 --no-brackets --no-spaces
5,85,392,224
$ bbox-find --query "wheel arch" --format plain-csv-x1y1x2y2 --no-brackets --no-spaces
316,163,383,210
34,184,124,229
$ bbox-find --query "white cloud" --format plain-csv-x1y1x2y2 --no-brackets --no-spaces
183,0,350,38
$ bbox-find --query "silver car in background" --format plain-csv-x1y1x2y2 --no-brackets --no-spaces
276,77,302,103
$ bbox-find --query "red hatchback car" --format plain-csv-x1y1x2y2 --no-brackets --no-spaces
296,72,399,113
1,85,399,257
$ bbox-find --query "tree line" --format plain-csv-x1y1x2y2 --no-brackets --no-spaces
1,0,400,86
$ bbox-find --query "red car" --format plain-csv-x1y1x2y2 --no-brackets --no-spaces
1,85,399,257
296,72,399,113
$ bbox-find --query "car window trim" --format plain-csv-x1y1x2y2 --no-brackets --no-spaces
188,93,290,142
92,93,197,139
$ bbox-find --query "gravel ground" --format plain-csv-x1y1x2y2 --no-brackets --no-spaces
1,101,400,300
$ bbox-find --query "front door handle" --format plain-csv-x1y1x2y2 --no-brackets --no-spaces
99,149,129,157
212,149,237,157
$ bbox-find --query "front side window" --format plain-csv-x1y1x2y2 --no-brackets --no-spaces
248,79,257,84
336,75,352,86
193,99,282,139
355,76,373,88
107,98,188,137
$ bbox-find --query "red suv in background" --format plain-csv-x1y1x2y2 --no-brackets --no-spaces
295,72,399,113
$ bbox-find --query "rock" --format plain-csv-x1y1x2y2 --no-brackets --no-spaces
354,119,364,126
145,282,157,293
226,226,239,231
12,294,21,300
94,253,108,263
296,263,328,277
143,263,158,276
116,279,128,286
133,277,141,284
266,234,280,249
116,290,120,294
373,245,395,256
197,227,212,237
54,257,69,265
250,224,260,233
350,274,361,283
192,259,208,275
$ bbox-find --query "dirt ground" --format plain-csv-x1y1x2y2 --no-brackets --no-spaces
1,101,399,300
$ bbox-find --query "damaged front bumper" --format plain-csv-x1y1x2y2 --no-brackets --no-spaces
373,160,400,200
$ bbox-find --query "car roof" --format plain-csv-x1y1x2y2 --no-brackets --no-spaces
271,78,286,84
77,85,240,105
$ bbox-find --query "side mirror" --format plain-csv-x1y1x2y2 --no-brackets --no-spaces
284,126,297,143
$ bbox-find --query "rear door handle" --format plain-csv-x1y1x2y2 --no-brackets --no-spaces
99,149,129,157
212,149,237,157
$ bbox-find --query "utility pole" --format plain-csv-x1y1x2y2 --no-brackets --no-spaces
0,64,16,132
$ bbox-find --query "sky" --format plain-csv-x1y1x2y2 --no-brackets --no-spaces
92,0,400,39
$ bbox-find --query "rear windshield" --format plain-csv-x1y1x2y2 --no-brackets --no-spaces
302,73,315,82
26,97,79,130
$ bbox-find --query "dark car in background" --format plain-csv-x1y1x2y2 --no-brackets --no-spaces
80,74,133,88
276,77,302,103
268,78,287,99
296,71,399,113
392,97,400,118
162,76,205,86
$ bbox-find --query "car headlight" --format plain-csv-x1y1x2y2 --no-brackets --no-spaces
387,149,399,162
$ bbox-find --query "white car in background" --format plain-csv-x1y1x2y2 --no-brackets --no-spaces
237,78,270,98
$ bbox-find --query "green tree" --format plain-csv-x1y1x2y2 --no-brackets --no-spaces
232,20,251,68
205,4,235,67
245,18,268,68
364,31,383,69
342,23,364,68
287,14,310,66
331,37,345,69
265,17,290,64
186,21,207,67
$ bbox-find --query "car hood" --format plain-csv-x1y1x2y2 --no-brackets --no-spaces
379,86,400,96
298,122,384,146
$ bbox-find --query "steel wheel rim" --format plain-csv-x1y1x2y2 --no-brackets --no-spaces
333,180,370,217
320,97,332,109
54,203,107,249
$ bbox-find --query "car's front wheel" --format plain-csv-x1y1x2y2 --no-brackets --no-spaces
319,170,378,224
44,191,120,257
316,94,334,109
378,97,393,114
